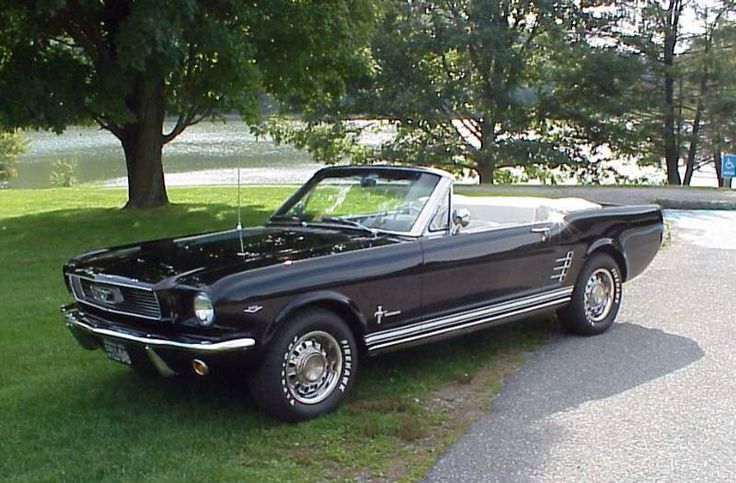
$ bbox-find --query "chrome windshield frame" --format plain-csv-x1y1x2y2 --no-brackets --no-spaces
268,166,454,238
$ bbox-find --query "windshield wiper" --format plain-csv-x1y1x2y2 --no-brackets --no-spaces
319,216,378,236
267,214,303,224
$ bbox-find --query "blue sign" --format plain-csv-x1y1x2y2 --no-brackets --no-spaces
722,153,736,178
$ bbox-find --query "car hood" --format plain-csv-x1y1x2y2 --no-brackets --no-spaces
65,225,400,288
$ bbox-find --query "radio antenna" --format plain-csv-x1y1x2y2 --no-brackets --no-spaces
236,163,242,230
236,162,246,256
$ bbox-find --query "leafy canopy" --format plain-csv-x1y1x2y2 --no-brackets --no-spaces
0,0,373,136
262,0,643,183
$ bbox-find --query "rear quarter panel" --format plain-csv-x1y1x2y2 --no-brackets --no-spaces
559,204,664,282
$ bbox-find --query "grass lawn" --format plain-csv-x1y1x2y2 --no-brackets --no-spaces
0,187,551,482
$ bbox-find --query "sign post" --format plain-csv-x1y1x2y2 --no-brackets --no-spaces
722,153,736,179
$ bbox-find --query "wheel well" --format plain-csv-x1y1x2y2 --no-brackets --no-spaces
296,301,367,353
589,246,628,281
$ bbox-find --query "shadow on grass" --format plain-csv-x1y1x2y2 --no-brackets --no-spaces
0,202,275,258
76,315,554,425
104,313,702,419
0,315,555,482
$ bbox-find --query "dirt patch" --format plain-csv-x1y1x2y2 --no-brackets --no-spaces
354,349,532,482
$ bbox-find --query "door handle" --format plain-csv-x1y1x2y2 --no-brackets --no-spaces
531,225,551,241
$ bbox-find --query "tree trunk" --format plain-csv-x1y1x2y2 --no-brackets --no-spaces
683,98,703,186
476,161,495,184
684,24,712,187
475,121,496,184
662,0,682,185
120,78,168,209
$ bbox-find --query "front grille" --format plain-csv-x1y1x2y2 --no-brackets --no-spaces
69,275,162,320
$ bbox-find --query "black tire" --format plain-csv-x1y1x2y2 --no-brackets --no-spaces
247,308,358,422
557,253,622,336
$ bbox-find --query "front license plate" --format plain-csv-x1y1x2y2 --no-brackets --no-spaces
103,340,132,366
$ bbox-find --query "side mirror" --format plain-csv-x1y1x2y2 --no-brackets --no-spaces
451,208,470,234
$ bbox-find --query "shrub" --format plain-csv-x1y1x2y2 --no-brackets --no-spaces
0,130,28,187
49,159,78,188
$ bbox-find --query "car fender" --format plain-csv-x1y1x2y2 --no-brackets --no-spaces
263,290,368,347
585,237,629,280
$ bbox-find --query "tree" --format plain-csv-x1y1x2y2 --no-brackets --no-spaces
0,1,373,207
612,0,688,185
661,0,686,185
263,0,644,184
0,129,28,187
700,8,736,187
616,0,736,186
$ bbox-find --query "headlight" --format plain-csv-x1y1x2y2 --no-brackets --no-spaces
193,292,215,326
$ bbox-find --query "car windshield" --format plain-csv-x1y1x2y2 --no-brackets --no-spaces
271,170,440,234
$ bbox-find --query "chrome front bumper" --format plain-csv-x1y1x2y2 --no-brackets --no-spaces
62,304,256,354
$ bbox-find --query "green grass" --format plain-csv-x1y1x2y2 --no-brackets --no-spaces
0,187,550,482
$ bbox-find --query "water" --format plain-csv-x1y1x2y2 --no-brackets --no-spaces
9,119,724,189
11,119,321,188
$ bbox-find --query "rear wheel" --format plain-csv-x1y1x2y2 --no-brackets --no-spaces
248,308,358,422
557,253,622,336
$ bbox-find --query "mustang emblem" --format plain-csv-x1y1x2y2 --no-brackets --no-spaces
374,305,401,325
90,285,124,305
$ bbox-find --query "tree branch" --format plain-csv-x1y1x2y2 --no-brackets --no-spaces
161,106,213,144
93,115,124,140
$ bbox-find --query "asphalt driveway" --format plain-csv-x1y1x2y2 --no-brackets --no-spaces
425,210,736,482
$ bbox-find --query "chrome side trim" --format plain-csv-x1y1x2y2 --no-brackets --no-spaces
63,309,256,353
551,251,575,283
367,297,571,352
365,286,573,346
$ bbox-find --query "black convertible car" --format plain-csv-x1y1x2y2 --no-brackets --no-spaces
62,166,663,421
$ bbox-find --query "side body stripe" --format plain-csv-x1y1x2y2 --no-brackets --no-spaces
365,286,574,352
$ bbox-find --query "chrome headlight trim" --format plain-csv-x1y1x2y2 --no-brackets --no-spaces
193,292,215,326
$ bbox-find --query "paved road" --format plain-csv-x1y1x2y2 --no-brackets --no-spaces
425,211,736,482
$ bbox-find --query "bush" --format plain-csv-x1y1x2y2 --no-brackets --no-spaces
49,159,78,188
0,130,28,187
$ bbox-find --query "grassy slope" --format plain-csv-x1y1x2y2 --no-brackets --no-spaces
0,187,549,482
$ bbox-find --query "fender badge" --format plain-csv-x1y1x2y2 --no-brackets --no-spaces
243,305,263,314
374,305,401,325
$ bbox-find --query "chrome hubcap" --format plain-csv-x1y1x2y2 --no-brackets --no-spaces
584,268,615,323
285,330,342,405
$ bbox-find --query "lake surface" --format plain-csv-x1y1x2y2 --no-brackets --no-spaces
11,120,321,188
9,119,722,189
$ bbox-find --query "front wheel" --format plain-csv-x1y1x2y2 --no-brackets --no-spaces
247,309,358,422
557,253,622,336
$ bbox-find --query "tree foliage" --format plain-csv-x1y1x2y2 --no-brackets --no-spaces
615,0,736,185
262,0,645,184
0,0,373,206
689,4,736,187
0,129,28,186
